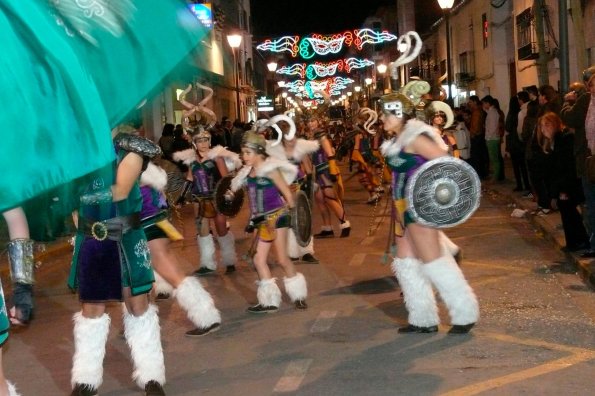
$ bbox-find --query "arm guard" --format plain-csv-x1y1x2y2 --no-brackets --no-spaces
115,134,162,159
80,187,113,205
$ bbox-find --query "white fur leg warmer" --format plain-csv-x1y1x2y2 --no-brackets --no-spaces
283,273,308,302
71,312,110,389
256,278,282,308
198,235,217,270
7,382,21,396
217,232,237,267
287,229,314,258
174,277,221,329
153,271,174,295
422,255,479,326
123,305,166,388
391,257,439,327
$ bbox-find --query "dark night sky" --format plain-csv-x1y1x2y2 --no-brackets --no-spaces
250,0,442,39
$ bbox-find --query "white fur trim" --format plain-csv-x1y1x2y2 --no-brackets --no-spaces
153,272,174,295
291,139,320,161
217,232,237,266
231,166,251,192
174,277,221,328
123,304,166,388
265,141,288,161
198,235,217,270
71,312,110,389
380,119,448,157
7,382,20,396
391,257,439,327
421,255,479,325
172,148,197,166
256,278,281,307
283,273,308,302
256,157,298,185
208,145,242,172
140,162,168,191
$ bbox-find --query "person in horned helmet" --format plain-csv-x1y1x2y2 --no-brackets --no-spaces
380,88,479,335
265,115,320,263
229,131,309,313
174,128,242,276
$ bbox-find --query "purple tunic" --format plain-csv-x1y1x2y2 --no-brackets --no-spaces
247,176,285,216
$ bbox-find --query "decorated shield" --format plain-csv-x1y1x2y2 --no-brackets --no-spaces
214,175,244,218
291,190,313,247
405,157,480,228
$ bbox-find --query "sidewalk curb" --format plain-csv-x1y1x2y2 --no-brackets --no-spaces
486,185,595,291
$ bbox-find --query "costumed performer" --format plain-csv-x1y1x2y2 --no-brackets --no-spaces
174,130,242,276
351,108,383,204
68,131,166,395
139,162,221,337
229,132,308,313
265,115,320,263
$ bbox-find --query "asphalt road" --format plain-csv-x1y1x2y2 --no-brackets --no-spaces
2,169,595,396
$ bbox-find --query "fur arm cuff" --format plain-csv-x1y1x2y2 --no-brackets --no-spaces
173,148,196,166
140,162,168,191
208,145,242,172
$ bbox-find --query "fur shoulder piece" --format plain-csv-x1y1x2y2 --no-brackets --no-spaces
115,134,162,159
230,165,252,192
172,148,196,166
291,139,320,161
140,162,168,191
265,140,288,161
256,157,298,185
208,145,242,172
381,119,447,156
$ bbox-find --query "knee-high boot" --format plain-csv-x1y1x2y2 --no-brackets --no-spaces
197,235,216,270
71,312,110,394
247,278,282,313
421,255,479,326
283,273,307,302
174,277,221,335
217,232,237,268
123,305,166,391
391,257,439,328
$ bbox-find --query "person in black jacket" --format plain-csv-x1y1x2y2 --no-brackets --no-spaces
538,112,589,251
505,93,530,192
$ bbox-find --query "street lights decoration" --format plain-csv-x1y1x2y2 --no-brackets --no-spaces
437,0,455,105
227,33,242,120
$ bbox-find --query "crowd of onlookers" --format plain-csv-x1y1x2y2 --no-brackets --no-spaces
447,67,595,256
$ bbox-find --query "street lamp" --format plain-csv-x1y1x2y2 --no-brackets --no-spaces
365,77,373,105
266,60,278,96
227,33,242,120
377,63,387,94
437,0,455,106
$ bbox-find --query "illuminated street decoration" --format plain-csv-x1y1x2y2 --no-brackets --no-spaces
287,76,355,98
256,36,299,57
276,63,306,78
343,57,375,73
305,61,342,80
257,29,397,58
353,28,398,50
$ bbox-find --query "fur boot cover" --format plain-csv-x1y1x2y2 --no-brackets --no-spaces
71,312,110,389
197,234,217,270
217,232,237,267
153,272,174,295
283,273,308,302
174,277,221,329
257,278,282,307
391,257,439,327
287,229,314,258
7,382,20,396
421,255,479,326
123,305,166,388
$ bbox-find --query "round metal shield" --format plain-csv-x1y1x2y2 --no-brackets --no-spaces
405,157,480,228
292,190,312,247
214,175,244,218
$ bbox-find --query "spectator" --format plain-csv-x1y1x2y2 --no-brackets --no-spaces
481,95,502,180
537,112,589,250
229,119,245,153
538,85,562,116
453,110,471,161
493,98,506,181
561,66,595,257
158,123,175,160
509,92,531,192
467,95,488,178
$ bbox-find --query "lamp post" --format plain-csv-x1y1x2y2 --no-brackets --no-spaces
266,60,278,96
377,63,387,95
365,77,373,105
227,33,242,120
437,0,454,106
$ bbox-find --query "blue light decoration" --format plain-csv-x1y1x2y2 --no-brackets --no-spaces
305,60,342,80
286,77,355,98
276,63,306,79
188,3,213,30
343,57,375,73
257,29,398,58
277,58,374,80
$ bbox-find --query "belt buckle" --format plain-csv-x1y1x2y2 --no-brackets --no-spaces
91,221,108,241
